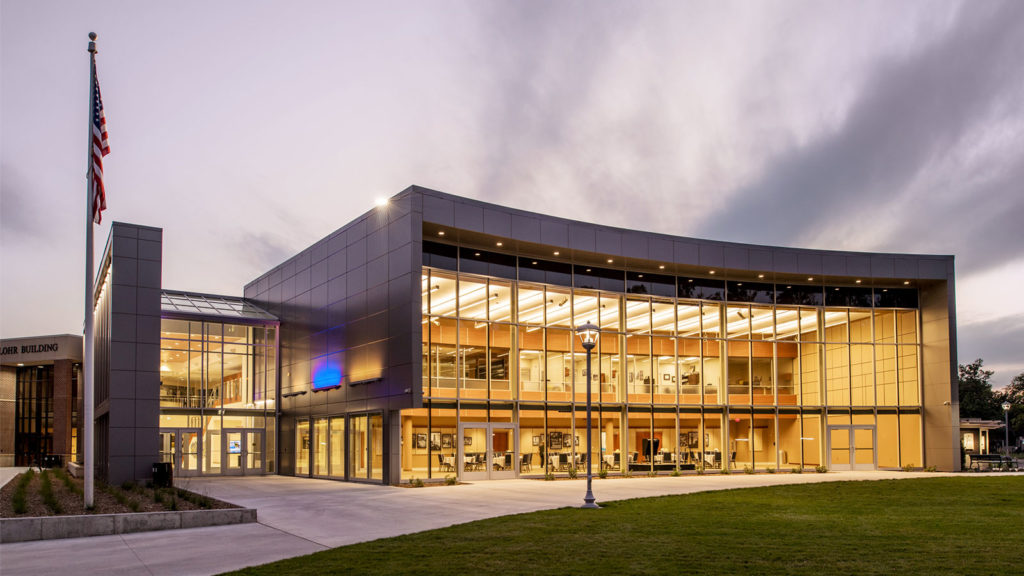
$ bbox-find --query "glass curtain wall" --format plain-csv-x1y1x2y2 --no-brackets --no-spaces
417,252,923,474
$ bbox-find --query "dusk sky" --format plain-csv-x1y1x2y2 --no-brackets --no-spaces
2,1,1022,388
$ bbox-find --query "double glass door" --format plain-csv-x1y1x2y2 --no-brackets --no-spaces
458,423,517,481
159,428,201,477
828,426,876,470
223,428,264,475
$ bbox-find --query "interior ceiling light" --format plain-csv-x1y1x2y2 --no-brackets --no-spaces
638,274,644,278
903,281,910,285
855,280,862,284
438,231,445,236
474,252,481,257
807,277,814,281
532,261,538,265
553,251,560,256
607,259,613,263
496,241,503,247
586,268,592,272
659,265,665,269
757,274,764,279
709,270,716,275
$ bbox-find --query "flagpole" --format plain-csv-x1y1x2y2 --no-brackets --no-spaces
84,31,97,509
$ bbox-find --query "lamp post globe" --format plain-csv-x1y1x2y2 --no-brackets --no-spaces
576,321,600,509
1003,402,1012,455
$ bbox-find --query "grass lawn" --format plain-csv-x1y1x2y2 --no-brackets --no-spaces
226,476,1023,575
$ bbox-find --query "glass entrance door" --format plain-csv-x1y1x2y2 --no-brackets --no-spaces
828,426,876,471
223,428,265,476
458,423,517,480
160,428,202,477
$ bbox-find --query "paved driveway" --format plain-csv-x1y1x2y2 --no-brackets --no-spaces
0,470,1003,576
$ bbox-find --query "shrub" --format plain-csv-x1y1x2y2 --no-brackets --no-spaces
40,470,63,514
766,467,775,474
647,471,658,477
792,467,803,474
598,468,608,479
720,466,731,475
121,480,137,492
696,465,705,476
445,475,457,486
924,465,937,473
12,470,34,514
671,469,681,477
568,468,578,479
544,472,556,481
815,465,828,473
743,465,754,475
902,463,915,472
409,477,424,487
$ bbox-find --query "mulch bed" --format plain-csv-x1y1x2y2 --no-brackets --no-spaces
0,469,236,518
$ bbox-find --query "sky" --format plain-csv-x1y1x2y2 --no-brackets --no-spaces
1,1,1022,389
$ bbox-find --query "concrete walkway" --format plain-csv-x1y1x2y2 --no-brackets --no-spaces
0,467,29,489
2,470,1016,575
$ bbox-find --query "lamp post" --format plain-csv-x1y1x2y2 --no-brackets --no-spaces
1003,402,1012,456
576,321,600,509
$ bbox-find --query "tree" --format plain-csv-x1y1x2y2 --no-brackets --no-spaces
958,359,1002,420
995,371,1024,452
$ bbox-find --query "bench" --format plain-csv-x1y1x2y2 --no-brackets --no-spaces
965,453,1010,470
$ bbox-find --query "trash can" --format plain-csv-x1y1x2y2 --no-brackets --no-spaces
152,462,173,488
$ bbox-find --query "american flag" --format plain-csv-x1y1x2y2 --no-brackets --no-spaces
91,62,109,224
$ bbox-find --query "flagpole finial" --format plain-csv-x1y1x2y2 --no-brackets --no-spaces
89,32,96,53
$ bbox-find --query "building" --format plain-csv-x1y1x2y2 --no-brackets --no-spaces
0,334,83,467
89,185,959,485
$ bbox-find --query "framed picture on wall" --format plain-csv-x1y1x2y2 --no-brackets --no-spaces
532,435,541,446
549,432,562,450
575,435,580,447
430,432,441,451
464,436,472,447
442,434,453,449
416,434,427,449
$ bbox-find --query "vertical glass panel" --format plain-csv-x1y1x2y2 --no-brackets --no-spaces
854,427,875,466
369,414,383,481
830,427,850,466
349,415,368,479
222,353,247,407
489,281,513,323
625,298,651,333
546,329,573,401
224,323,249,345
518,327,544,401
750,307,774,340
848,310,872,343
599,294,620,332
545,287,573,328
775,307,800,341
676,302,701,337
702,413,724,468
874,310,896,344
205,350,223,408
825,343,850,406
459,248,516,280
422,241,457,269
458,276,489,320
625,335,652,403
777,346,798,404
489,324,512,400
751,352,773,405
626,407,652,472
295,420,310,476
701,303,721,339
313,418,328,476
875,345,898,406
421,272,431,315
459,321,487,398
573,336,597,404
546,408,574,476
429,406,458,478
519,258,572,286
651,300,675,336
265,417,276,474
898,346,920,405
798,414,821,468
519,406,545,475
876,412,899,468
679,414,701,467
726,305,751,339
652,336,676,403
572,290,600,328
517,284,546,325
727,341,751,404
777,412,800,467
430,317,457,395
850,345,874,406
897,311,918,344
329,417,345,477
801,344,821,405
428,271,457,317
677,340,702,403
703,341,722,402
161,318,189,340
823,309,848,343
799,309,819,342
160,431,175,464
160,348,189,408
899,413,922,468
598,335,619,402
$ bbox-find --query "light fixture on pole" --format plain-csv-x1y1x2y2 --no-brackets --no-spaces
1003,401,1012,455
576,321,600,509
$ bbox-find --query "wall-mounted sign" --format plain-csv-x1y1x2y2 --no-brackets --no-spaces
1,343,59,356
228,440,242,454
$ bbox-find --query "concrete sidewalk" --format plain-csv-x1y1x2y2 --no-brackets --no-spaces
1,470,1011,576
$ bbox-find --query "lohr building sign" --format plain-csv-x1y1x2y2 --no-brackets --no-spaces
0,335,83,365
1,343,60,356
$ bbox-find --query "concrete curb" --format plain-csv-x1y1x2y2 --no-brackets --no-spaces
0,507,257,543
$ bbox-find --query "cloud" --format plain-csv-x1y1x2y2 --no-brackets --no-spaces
695,1,1024,272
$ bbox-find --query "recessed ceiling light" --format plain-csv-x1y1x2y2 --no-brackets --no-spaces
659,265,665,270
786,285,792,289
553,251,560,256
758,274,765,279
737,283,743,286
496,242,503,247
903,281,910,285
638,274,644,278
438,231,445,236
835,287,840,291
855,280,862,284
532,261,538,265
709,270,716,275
688,279,693,283
807,277,814,281
474,252,481,257
607,259,613,263
586,268,592,272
